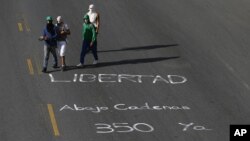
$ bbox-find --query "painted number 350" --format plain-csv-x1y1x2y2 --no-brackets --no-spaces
95,123,154,133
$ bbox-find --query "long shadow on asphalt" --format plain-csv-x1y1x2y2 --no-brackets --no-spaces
46,56,180,73
98,44,178,53
46,44,179,73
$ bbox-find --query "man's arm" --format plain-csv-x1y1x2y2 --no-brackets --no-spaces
38,29,47,41
96,13,100,33
90,24,97,47
82,23,87,40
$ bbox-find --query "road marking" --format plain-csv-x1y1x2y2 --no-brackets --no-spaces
25,22,31,32
18,23,23,32
47,104,60,136
22,14,31,32
24,20,31,32
27,59,34,75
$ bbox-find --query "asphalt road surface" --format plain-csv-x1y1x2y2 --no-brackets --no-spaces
1,0,250,141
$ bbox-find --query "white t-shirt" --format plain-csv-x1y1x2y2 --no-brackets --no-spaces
87,11,98,28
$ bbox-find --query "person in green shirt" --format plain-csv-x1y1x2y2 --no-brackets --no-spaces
77,15,98,67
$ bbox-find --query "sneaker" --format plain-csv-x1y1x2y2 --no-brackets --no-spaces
42,67,47,73
76,63,83,67
93,60,98,65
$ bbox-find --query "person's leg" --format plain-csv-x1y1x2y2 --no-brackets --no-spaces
62,56,65,66
50,46,58,68
57,41,62,65
60,41,67,66
43,45,50,72
79,40,90,65
59,41,67,71
91,41,98,64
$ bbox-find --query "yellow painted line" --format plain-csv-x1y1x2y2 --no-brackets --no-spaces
47,104,60,136
18,23,23,31
24,21,31,32
22,14,31,32
27,59,34,75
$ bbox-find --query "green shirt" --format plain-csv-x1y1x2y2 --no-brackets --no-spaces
82,23,96,42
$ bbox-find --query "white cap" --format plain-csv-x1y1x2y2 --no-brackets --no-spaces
56,16,63,23
89,4,95,10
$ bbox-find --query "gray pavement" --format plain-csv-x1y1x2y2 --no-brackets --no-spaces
1,0,250,141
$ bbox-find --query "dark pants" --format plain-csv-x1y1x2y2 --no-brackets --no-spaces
43,45,58,68
80,40,98,64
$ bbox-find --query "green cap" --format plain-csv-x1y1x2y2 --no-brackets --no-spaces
46,16,53,21
83,15,89,20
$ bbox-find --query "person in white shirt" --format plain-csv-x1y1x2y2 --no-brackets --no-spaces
86,4,100,64
87,4,100,34
55,16,70,71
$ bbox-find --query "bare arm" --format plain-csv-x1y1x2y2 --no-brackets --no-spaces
96,13,100,33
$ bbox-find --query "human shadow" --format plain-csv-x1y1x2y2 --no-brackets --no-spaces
62,56,180,72
46,44,179,73
98,44,178,53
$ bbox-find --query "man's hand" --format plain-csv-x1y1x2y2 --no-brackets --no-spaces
38,36,49,41
38,36,44,41
60,30,65,34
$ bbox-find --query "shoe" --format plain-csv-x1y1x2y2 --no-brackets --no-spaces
42,67,47,73
76,63,83,67
93,60,98,65
53,64,58,69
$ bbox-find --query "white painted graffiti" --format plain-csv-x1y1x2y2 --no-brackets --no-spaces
178,122,212,131
95,122,212,133
60,104,109,113
59,103,191,113
95,123,154,133
49,73,187,84
113,103,190,111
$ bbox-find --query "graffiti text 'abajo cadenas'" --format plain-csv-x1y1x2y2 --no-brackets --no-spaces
49,73,187,84
59,103,191,113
